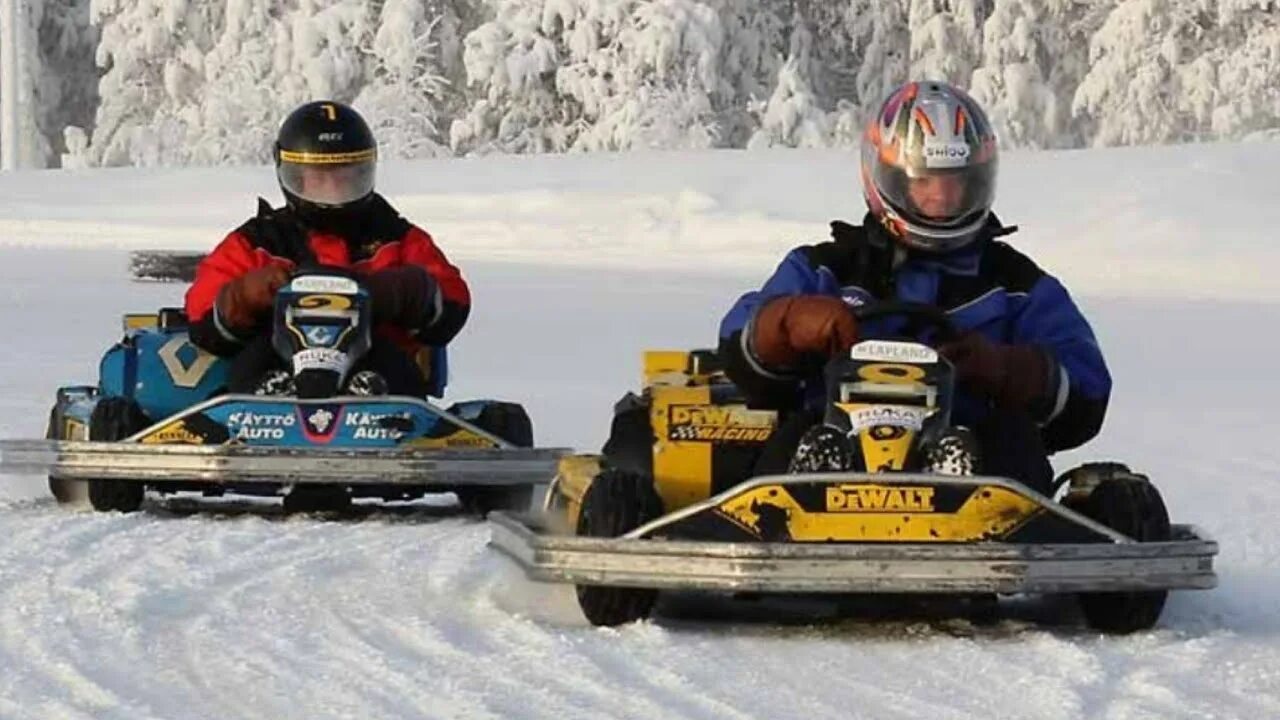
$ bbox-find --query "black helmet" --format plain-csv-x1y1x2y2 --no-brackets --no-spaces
274,101,377,219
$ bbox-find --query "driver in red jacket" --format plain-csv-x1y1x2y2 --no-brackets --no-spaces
185,101,470,396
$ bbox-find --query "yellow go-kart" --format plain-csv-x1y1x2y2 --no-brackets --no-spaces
491,303,1217,632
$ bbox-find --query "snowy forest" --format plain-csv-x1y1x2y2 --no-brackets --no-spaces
3,0,1280,168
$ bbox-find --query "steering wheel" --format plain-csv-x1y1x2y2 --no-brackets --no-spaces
851,301,959,344
289,263,360,281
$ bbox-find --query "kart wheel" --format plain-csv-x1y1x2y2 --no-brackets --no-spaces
282,485,352,514
788,424,855,473
1062,464,1171,634
86,397,149,513
574,469,664,626
921,427,980,476
456,402,535,516
456,485,534,516
752,409,823,476
470,402,533,448
600,394,654,476
46,404,89,505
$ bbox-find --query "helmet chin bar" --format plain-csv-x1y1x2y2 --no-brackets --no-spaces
280,188,375,232
882,203,990,253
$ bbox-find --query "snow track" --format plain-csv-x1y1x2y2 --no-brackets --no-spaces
3,492,1277,719
3,140,1280,717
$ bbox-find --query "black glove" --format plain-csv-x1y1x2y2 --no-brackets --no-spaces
365,266,440,333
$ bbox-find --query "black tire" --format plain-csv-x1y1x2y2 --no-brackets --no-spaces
787,425,855,473
282,485,353,514
86,397,150,513
471,402,533,448
456,485,534,516
751,409,822,477
600,396,654,476
1062,464,1171,634
456,402,535,516
574,469,664,626
45,404,86,504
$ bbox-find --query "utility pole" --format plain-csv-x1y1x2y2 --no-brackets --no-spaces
1,0,30,170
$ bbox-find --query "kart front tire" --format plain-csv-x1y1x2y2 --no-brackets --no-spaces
574,469,664,626
1062,463,1171,634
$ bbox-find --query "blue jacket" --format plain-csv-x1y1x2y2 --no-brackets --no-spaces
718,215,1110,452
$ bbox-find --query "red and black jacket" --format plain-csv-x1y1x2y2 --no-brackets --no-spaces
185,194,470,357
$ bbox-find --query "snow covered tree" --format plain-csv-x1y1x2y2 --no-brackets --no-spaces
85,0,440,166
86,0,222,166
447,0,564,153
355,0,456,159
1071,0,1236,146
450,0,786,154
185,0,375,165
845,0,910,118
748,22,829,148
21,0,1280,164
1194,0,1280,141
970,0,1113,148
909,0,984,84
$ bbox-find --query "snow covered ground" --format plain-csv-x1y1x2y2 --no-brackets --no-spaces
0,143,1278,718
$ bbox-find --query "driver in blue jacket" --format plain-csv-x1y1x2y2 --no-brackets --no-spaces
717,81,1110,494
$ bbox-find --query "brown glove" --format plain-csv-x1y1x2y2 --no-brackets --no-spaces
939,331,1053,410
216,264,290,331
365,266,440,332
751,295,858,369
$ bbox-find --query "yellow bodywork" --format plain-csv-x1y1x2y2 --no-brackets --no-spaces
62,418,88,441
718,483,1041,542
559,350,763,529
405,429,499,449
556,349,1046,542
139,420,205,445
123,313,160,331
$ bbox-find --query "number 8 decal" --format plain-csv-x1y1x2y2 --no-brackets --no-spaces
857,363,927,385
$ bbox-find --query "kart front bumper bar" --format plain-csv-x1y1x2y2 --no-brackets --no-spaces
0,439,566,487
488,512,1218,594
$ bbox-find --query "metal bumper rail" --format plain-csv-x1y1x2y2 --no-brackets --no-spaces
0,439,567,486
489,512,1218,594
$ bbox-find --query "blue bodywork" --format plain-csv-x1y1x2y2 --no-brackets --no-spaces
58,321,456,446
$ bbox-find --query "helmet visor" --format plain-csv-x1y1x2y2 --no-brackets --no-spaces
872,156,996,231
278,159,375,208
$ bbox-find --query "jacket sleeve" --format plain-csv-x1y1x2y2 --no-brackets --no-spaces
1010,275,1112,452
398,226,471,346
184,232,276,356
718,249,826,408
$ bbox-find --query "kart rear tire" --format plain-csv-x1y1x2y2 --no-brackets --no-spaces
456,402,535,516
574,469,664,626
600,395,654,476
1062,464,1171,634
470,402,533,448
86,397,149,513
46,404,89,505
